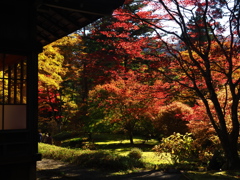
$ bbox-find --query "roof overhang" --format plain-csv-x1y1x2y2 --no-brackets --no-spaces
0,0,124,54
37,0,125,46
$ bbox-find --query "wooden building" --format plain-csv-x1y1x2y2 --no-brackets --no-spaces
0,0,124,179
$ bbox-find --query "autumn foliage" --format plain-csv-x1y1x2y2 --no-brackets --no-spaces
152,102,192,137
38,0,240,169
88,71,169,144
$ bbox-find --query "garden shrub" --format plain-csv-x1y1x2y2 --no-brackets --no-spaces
153,132,196,164
194,135,220,167
152,102,192,137
39,143,144,171
73,151,144,170
186,101,222,166
52,131,73,141
68,138,84,148
82,142,97,150
128,148,143,160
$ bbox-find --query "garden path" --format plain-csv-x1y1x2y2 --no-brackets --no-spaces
37,158,187,180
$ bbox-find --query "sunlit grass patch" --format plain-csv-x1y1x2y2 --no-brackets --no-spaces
142,152,170,165
39,143,145,172
38,142,92,162
38,134,240,178
95,137,158,152
40,134,166,168
95,139,129,145
93,133,158,144
115,151,170,166
92,133,128,142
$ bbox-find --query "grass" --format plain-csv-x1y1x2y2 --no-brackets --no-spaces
39,142,145,172
95,138,158,152
92,134,171,166
39,134,162,173
40,133,183,168
39,133,240,179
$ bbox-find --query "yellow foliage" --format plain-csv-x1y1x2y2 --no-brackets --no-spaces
38,33,84,89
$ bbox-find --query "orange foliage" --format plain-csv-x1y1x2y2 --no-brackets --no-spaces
152,101,193,137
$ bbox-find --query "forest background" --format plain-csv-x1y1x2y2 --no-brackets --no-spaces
38,0,240,170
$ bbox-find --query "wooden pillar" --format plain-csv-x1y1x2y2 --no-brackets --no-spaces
0,1,41,179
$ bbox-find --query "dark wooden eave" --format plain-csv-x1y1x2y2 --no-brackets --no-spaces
37,0,125,46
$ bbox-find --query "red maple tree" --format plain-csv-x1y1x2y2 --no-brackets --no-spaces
88,70,169,144
133,0,240,169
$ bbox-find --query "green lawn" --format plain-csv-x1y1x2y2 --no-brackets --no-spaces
93,138,170,165
39,133,240,179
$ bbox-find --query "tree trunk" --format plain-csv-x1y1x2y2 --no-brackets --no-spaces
129,131,134,145
206,90,240,170
219,132,240,170
224,148,240,170
56,121,62,133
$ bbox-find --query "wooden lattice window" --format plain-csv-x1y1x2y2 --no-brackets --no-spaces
0,54,27,130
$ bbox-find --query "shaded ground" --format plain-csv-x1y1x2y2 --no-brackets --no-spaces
37,159,187,180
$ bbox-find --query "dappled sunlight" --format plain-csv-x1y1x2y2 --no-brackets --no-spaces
142,152,169,165
94,138,159,153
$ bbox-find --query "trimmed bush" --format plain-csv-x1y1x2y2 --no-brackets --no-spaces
128,148,143,160
72,151,144,170
39,143,144,171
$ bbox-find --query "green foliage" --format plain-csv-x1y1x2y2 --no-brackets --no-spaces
128,148,143,160
39,143,240,177
40,133,221,171
67,138,84,148
39,143,79,162
38,34,83,133
39,143,144,171
72,151,144,171
82,142,97,150
153,133,196,164
52,131,73,141
60,137,92,148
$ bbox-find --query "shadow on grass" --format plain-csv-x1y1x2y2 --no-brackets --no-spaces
37,160,185,180
95,143,156,152
92,133,128,142
37,163,109,180
70,151,145,171
37,160,240,180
